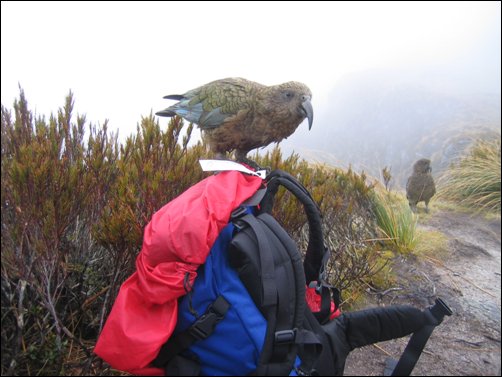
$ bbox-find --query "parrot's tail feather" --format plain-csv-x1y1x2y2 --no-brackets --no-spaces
163,94,185,100
155,109,176,117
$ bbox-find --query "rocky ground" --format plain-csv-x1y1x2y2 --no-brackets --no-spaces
343,209,501,376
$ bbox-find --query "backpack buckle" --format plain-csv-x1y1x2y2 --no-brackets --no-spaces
231,206,249,231
189,312,219,340
188,296,230,340
231,206,248,220
274,329,296,345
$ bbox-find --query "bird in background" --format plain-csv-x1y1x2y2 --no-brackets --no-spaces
156,77,313,168
406,158,436,213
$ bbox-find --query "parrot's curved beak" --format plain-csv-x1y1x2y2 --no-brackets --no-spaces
301,99,313,130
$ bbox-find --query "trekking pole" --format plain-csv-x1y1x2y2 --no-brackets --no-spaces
384,298,452,376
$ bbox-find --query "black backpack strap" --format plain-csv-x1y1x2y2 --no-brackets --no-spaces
261,169,326,283
233,213,296,365
257,213,307,325
231,210,324,375
261,170,335,324
257,213,310,364
152,296,230,369
298,307,337,376
310,282,333,325
385,298,452,376
233,213,278,308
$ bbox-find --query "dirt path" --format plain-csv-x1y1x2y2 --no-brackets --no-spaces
343,210,501,376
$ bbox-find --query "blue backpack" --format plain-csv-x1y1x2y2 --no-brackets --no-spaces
151,169,452,376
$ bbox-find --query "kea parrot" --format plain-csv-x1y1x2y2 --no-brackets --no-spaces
406,158,436,213
156,77,313,167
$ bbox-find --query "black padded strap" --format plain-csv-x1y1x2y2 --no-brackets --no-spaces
237,213,293,361
261,169,326,285
261,170,337,328
237,214,278,307
258,213,306,328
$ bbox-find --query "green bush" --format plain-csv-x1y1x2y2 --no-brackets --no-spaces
95,113,207,260
2,90,386,374
1,89,120,375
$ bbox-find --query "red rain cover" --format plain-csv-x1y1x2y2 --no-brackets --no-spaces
94,171,263,375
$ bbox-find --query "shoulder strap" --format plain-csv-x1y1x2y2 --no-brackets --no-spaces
230,209,328,375
260,169,326,284
231,212,303,374
253,213,327,375
260,170,337,324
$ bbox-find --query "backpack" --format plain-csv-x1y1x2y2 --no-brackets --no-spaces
95,162,452,376
151,168,339,376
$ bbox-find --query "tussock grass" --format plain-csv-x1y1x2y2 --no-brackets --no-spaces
437,139,501,213
372,190,418,254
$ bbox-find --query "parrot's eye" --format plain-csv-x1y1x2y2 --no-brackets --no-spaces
283,91,294,99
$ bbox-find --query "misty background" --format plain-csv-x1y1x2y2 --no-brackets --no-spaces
2,2,501,189
278,13,501,188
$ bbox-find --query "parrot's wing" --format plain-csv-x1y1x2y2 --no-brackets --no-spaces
199,107,227,129
188,81,250,129
167,100,204,124
166,98,227,129
160,78,253,128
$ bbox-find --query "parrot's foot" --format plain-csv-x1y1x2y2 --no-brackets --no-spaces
236,157,261,170
235,156,268,172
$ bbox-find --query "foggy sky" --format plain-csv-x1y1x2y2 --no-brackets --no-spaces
1,1,500,144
